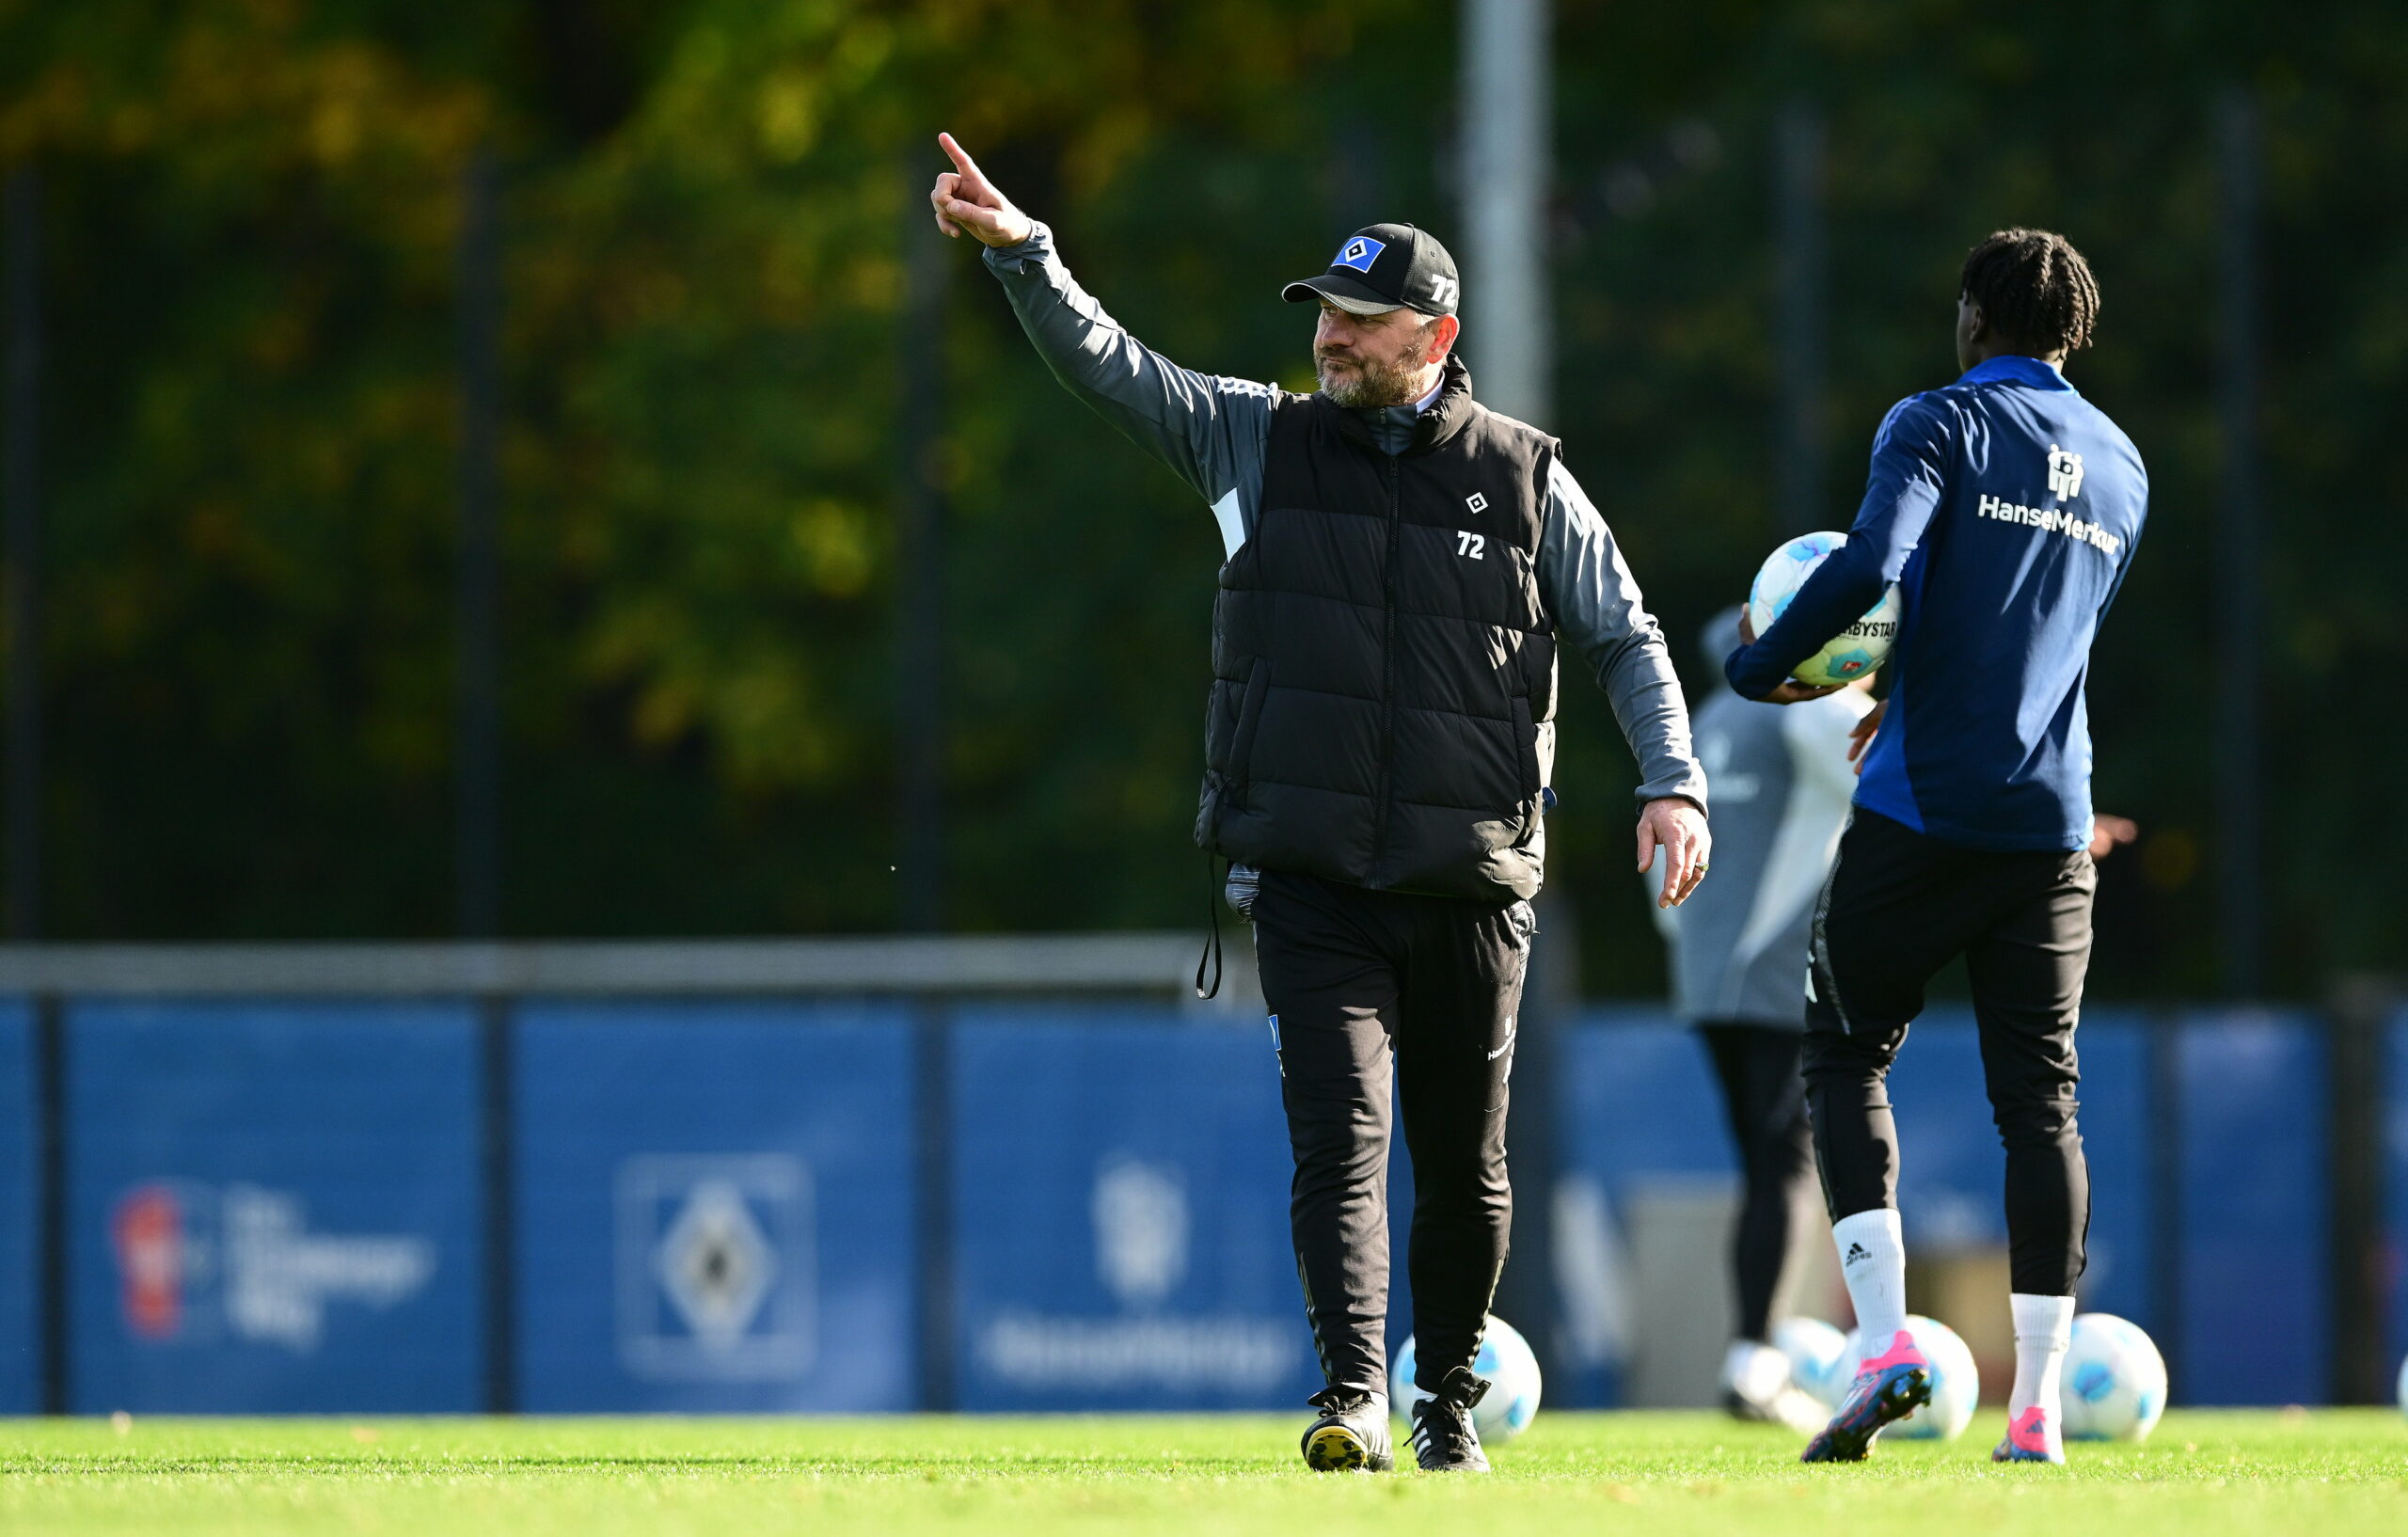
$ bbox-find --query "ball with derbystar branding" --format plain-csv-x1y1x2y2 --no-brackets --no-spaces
2063,1313,2169,1442
1746,531,1903,687
1390,1314,1542,1446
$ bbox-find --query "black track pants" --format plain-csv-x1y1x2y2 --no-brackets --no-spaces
1699,1023,1816,1344
1801,809,2097,1296
1251,868,1532,1399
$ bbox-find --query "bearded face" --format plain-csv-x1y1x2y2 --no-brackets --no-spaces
1314,308,1444,408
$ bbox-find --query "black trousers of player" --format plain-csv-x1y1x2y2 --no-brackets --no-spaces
1802,809,2098,1296
1251,868,1532,1400
1698,1024,1817,1345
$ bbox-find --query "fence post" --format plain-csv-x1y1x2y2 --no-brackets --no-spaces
2147,1006,2184,1399
2214,88,2265,999
912,1000,954,1411
480,992,516,1413
4,165,41,943
1771,101,1827,534
456,148,503,940
2325,974,2393,1404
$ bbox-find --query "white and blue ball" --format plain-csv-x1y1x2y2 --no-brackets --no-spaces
2062,1313,2169,1442
1773,1315,1852,1410
1746,531,1903,688
2397,1350,2408,1420
1390,1314,1542,1446
1841,1314,1980,1440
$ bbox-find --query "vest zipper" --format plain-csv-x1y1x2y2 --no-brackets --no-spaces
1370,454,1402,874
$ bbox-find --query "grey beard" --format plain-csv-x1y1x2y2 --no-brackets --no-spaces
1317,354,1426,408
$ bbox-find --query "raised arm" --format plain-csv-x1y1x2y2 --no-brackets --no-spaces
1538,458,1712,908
932,133,1269,544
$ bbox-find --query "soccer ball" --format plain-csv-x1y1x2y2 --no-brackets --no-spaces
1842,1314,1980,1440
1746,531,1903,688
1390,1314,1542,1447
1773,1315,1852,1410
2062,1313,2169,1442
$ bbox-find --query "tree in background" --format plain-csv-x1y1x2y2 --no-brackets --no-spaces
0,1,2401,998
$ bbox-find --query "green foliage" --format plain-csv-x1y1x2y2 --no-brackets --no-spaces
0,2,2400,995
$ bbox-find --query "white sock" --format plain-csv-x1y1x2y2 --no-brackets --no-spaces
1831,1209,1909,1362
2009,1292,2075,1423
1722,1339,1790,1402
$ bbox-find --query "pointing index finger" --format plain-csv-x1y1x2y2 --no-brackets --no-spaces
937,132,985,187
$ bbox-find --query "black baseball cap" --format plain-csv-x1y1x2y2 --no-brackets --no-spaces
1282,223,1461,317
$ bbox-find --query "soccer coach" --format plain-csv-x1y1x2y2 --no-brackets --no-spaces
930,133,1708,1473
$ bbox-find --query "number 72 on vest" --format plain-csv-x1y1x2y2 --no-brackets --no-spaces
1456,531,1486,561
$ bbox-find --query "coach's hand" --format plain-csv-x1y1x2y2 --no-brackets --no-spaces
930,133,1034,247
1638,798,1711,909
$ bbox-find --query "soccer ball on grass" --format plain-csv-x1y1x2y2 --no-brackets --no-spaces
1390,1313,1543,1447
2062,1313,2169,1442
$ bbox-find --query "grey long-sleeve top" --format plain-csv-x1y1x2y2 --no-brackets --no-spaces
982,222,1706,814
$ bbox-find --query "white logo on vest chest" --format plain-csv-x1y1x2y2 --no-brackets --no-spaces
1465,491,1488,515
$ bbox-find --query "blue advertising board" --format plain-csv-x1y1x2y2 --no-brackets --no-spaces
64,1001,483,1413
0,1002,32,1413
512,1000,917,1411
2176,1010,2327,1405
949,1006,1319,1411
1556,1006,1734,1406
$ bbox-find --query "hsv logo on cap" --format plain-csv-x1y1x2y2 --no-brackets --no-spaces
1334,235,1386,273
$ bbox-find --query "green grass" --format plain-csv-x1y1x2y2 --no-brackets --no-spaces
4,1410,2405,1535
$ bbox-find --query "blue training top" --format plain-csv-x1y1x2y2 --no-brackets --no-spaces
1726,355,2148,852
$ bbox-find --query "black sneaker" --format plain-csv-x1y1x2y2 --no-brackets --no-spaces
1408,1366,1492,1472
1299,1386,1393,1473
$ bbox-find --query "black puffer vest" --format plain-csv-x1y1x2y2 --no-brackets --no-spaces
1196,356,1559,901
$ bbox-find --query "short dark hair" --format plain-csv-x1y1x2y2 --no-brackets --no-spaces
1959,229,2100,356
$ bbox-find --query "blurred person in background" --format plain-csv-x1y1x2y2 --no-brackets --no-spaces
931,132,1708,1473
1648,606,1873,1433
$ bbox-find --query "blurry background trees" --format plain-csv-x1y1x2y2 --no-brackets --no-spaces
0,0,2400,999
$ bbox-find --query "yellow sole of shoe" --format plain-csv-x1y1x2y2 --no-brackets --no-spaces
1303,1424,1370,1472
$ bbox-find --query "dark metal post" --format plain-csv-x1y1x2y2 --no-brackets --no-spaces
4,166,40,941
896,214,947,933
912,1006,954,1411
2147,1009,2185,1398
456,150,502,939
479,994,515,1413
1772,101,1827,534
2324,974,2393,1404
33,993,63,1413
2215,89,2264,999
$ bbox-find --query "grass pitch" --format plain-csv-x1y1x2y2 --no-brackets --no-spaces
4,1409,2405,1536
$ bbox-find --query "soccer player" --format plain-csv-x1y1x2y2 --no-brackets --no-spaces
930,133,1709,1472
1651,606,1873,1432
1724,230,2147,1465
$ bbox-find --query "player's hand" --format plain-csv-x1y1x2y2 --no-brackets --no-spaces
1847,698,1887,773
1754,679,1842,705
2089,814,2139,860
930,133,1034,247
1637,797,1711,909
1732,606,1838,705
